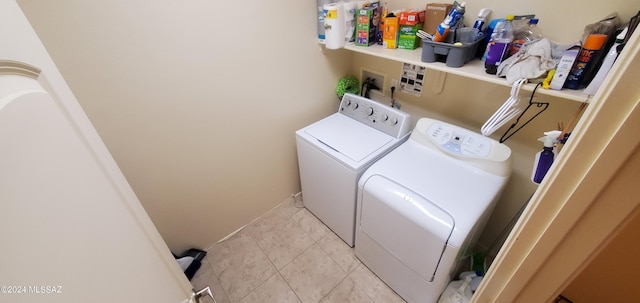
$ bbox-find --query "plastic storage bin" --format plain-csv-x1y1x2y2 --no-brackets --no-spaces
421,33,484,67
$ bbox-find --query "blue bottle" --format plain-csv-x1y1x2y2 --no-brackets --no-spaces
472,8,491,35
433,1,466,42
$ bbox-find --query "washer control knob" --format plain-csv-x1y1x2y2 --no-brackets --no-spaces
391,117,398,125
367,107,374,116
345,99,351,106
354,103,359,109
382,114,389,121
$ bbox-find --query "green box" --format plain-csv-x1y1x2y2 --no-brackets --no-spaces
356,6,381,46
398,23,422,50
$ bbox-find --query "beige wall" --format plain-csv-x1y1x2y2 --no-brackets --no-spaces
16,0,636,256
562,207,640,302
17,0,351,253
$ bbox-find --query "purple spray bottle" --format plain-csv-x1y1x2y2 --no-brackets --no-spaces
532,130,562,184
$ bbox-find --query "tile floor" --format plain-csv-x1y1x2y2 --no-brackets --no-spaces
190,198,407,303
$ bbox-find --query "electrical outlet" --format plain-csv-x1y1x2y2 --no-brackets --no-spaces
361,69,386,94
391,79,399,90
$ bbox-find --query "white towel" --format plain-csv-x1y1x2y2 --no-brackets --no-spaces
497,38,563,84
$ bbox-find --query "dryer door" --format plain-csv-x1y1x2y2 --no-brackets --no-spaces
359,175,454,282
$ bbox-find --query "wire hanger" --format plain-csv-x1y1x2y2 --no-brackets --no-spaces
481,78,528,137
499,82,549,143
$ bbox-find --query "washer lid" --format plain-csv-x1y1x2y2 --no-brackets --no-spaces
304,114,393,162
359,175,454,282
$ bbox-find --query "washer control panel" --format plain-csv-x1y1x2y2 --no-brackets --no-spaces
427,122,491,158
339,93,410,139
411,118,512,176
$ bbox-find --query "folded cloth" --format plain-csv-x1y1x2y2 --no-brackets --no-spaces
497,38,566,84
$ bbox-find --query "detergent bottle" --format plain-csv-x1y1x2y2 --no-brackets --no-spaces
532,130,562,184
433,1,466,42
484,15,514,74
584,27,627,95
510,18,544,55
472,8,491,33
564,34,608,89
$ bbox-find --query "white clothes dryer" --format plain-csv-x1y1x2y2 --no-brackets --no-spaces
355,118,512,303
296,93,410,246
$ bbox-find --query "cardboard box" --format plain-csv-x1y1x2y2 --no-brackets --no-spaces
424,3,453,35
356,6,381,46
398,10,425,26
382,14,399,49
398,23,422,50
550,45,581,90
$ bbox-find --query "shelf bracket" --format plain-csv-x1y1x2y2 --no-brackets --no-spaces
430,70,446,96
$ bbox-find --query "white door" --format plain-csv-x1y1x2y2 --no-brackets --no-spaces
0,2,210,303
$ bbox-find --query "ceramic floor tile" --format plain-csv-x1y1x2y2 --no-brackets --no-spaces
200,197,408,303
190,257,214,290
190,257,230,303
208,231,252,275
244,205,292,240
319,276,374,303
253,216,315,270
280,243,348,303
280,197,305,217
238,273,301,303
208,231,277,302
317,232,361,274
291,208,332,242
349,263,406,303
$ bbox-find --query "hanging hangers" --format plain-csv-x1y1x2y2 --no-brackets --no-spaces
481,78,528,136
499,82,549,143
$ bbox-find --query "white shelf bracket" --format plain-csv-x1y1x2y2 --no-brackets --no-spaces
431,70,447,96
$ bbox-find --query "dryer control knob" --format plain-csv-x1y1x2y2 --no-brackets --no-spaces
367,107,374,116
391,117,398,125
382,114,389,121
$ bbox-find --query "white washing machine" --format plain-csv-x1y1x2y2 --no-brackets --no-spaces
355,117,512,303
296,93,410,246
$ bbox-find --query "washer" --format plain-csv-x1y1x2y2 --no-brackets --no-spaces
296,93,410,246
355,117,512,303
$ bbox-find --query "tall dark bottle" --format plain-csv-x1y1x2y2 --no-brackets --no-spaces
564,34,607,89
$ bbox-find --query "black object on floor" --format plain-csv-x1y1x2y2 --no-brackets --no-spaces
174,248,207,280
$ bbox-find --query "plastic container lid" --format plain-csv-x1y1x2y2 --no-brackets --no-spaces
583,34,608,50
529,18,539,24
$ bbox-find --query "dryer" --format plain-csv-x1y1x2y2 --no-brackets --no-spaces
296,93,410,246
355,118,512,303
